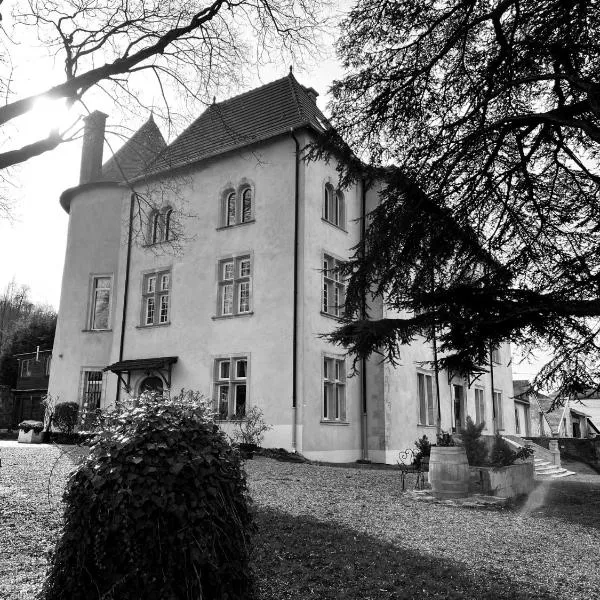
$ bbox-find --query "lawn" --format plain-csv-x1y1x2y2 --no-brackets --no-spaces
1,443,599,599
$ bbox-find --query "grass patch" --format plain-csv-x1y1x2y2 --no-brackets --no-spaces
1,446,600,599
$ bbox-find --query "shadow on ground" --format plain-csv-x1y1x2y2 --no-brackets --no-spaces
529,478,600,531
252,507,552,600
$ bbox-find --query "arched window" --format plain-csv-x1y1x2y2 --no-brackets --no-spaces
241,188,252,223
162,207,173,242
226,191,236,226
323,184,345,228
140,376,164,395
148,207,172,244
149,210,161,244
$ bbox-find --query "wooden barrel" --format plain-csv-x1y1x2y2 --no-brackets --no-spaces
428,446,470,499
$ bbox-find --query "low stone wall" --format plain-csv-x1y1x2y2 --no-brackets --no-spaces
469,462,534,498
558,438,600,473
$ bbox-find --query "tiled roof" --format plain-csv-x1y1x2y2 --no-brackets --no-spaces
102,115,167,182
145,73,329,176
513,379,532,399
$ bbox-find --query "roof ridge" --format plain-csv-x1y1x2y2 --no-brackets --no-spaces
212,74,291,108
286,71,306,123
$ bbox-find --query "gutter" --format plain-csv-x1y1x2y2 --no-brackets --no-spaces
360,177,368,460
489,348,497,432
115,192,135,403
290,129,300,450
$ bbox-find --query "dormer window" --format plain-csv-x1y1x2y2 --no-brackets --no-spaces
323,183,345,229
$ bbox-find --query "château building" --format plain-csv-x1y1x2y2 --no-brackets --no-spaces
49,73,517,462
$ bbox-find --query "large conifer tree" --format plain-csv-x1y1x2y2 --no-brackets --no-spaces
316,0,600,401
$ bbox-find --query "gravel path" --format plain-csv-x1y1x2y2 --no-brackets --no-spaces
1,443,599,599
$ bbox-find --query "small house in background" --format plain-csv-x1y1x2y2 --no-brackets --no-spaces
542,395,599,438
513,380,553,437
12,349,52,425
514,379,598,438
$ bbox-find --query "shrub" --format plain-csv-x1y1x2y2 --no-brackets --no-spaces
414,435,431,467
41,393,256,600
461,416,488,466
53,402,79,435
232,406,272,447
489,432,534,467
18,420,43,434
436,431,456,446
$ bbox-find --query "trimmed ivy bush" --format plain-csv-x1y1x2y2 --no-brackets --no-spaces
40,394,256,600
53,402,80,435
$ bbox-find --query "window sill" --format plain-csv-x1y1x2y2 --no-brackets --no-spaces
212,312,254,320
216,220,255,231
320,420,350,426
321,218,347,233
135,322,171,329
320,310,343,321
82,329,113,333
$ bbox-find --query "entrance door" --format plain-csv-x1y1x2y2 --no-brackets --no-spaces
572,419,581,438
139,376,164,395
453,384,465,432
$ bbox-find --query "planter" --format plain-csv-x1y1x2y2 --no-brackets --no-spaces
428,446,470,499
18,422,44,444
470,463,534,498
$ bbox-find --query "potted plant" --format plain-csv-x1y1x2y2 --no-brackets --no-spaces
17,420,45,444
232,407,272,459
428,431,470,499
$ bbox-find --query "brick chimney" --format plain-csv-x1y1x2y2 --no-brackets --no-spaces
303,86,319,103
79,110,108,184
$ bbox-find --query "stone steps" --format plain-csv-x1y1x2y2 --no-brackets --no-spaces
533,458,575,479
504,436,575,479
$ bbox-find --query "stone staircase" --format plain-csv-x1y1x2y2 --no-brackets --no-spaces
502,435,576,479
533,458,575,479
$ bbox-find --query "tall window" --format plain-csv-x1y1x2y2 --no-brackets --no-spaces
222,187,253,227
491,345,501,364
142,270,170,326
322,254,345,317
323,356,346,422
218,255,252,316
323,184,345,228
214,356,248,419
149,207,173,244
493,390,504,429
90,276,111,330
417,372,436,426
515,407,521,434
475,388,485,426
82,370,103,409
20,359,33,378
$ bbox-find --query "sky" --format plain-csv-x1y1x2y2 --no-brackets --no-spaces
0,4,343,310
0,2,541,380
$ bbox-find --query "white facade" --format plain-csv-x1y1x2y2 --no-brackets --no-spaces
49,77,517,463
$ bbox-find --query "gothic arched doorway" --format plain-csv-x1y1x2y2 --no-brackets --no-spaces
139,376,164,395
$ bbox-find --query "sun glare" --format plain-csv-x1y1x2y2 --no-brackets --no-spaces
28,97,73,136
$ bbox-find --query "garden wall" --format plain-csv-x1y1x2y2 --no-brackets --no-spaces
469,463,534,498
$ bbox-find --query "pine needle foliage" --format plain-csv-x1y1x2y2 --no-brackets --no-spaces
312,0,600,401
40,393,256,600
460,417,487,467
